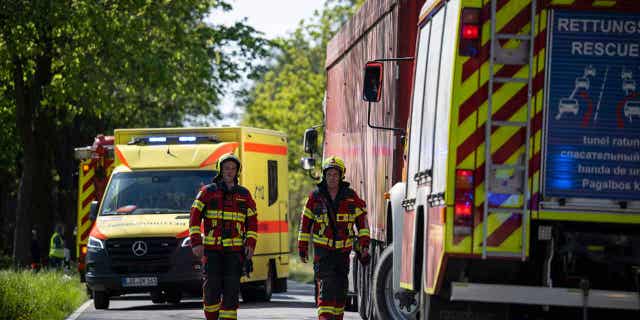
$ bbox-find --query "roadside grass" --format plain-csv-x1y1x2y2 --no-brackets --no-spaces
0,269,88,320
288,254,314,284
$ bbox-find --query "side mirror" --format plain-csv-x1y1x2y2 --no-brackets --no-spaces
300,157,316,171
363,61,383,102
303,128,318,154
89,201,99,221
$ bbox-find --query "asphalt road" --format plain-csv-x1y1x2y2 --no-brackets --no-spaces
74,280,361,320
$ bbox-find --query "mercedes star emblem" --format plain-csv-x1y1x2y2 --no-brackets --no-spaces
132,240,148,256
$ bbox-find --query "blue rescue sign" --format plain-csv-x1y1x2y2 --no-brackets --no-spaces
544,10,640,201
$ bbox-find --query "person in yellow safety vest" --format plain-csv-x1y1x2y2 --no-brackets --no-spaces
298,156,371,320
190,153,258,320
48,223,65,269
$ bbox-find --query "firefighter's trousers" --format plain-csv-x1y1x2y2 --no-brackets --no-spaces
203,250,242,320
314,248,350,320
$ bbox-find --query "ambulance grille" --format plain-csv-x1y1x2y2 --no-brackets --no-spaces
106,238,177,274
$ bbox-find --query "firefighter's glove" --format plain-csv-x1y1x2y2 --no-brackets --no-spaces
299,246,309,264
242,258,253,278
358,249,371,266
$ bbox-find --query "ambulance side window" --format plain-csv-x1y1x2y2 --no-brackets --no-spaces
268,160,278,206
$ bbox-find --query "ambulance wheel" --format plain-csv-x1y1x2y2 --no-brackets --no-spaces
166,290,182,304
93,290,109,309
150,290,166,304
274,278,287,293
373,246,419,320
241,285,257,302
257,264,274,301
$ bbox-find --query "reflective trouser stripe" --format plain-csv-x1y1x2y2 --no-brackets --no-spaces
204,303,220,312
219,309,237,319
318,306,337,315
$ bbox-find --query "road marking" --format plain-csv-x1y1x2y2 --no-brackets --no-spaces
65,299,92,320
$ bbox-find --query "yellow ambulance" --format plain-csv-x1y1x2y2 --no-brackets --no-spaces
85,127,289,309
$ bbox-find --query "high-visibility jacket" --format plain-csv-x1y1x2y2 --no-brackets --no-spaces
49,232,64,259
189,182,258,252
298,182,370,253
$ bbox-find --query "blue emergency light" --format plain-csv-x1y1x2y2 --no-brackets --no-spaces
129,135,220,145
148,137,167,143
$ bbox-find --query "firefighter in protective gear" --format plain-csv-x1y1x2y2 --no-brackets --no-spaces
298,156,370,320
190,153,258,320
48,224,65,269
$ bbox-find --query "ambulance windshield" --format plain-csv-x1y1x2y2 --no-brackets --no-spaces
100,170,215,215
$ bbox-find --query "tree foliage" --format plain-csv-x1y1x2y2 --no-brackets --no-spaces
0,0,269,264
240,0,364,239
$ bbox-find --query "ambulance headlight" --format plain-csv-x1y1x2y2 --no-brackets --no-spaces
88,236,105,250
181,237,191,247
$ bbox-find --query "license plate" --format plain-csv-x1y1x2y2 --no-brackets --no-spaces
122,277,158,287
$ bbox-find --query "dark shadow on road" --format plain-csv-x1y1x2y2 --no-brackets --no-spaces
110,293,203,301
109,301,203,311
239,300,316,309
109,299,316,311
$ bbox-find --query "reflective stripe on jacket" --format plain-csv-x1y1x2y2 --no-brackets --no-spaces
298,183,370,253
189,182,258,252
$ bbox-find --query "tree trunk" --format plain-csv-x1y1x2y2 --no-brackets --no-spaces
13,144,37,266
11,27,53,265
12,53,36,266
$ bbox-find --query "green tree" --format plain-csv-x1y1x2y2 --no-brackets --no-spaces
0,0,269,265
240,0,363,248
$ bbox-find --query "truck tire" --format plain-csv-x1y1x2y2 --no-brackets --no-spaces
93,290,109,310
356,258,370,319
373,246,419,320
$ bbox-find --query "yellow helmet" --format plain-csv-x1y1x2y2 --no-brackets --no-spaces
322,156,346,180
214,153,241,181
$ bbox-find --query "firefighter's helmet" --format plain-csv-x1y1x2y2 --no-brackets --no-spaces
214,153,241,181
322,156,346,180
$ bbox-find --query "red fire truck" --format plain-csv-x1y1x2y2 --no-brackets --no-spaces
304,0,640,319
73,134,115,282
303,0,424,318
